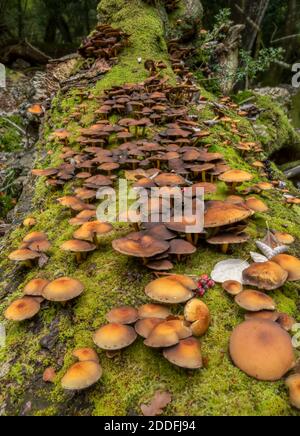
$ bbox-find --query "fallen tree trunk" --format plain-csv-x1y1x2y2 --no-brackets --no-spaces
0,39,51,65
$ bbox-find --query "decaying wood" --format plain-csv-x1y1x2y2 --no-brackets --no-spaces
0,39,51,65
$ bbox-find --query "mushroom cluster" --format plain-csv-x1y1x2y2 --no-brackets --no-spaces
4,277,84,322
78,24,130,60
8,231,51,267
93,275,209,370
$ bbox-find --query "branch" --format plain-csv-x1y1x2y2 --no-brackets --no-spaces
272,34,300,44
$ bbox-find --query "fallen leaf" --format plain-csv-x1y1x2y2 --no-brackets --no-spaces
141,391,172,416
211,259,250,283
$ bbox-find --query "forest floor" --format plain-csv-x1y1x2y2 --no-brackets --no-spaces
0,0,300,416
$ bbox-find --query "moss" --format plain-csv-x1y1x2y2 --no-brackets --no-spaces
0,115,24,152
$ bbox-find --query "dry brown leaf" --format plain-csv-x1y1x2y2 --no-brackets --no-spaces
141,390,172,416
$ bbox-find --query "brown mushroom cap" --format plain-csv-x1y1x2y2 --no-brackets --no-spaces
112,234,169,258
24,278,50,297
229,319,295,381
219,170,253,183
23,231,47,243
165,319,193,339
42,277,84,302
277,313,296,332
222,280,243,296
154,173,186,187
135,318,164,338
286,374,300,410
245,197,268,213
8,249,40,262
207,232,249,246
106,306,139,324
184,298,211,336
72,348,99,362
168,239,197,256
245,311,279,322
28,239,51,253
273,232,295,245
144,322,180,348
243,261,288,290
163,337,202,369
61,361,102,390
271,254,300,282
145,275,195,304
204,202,252,228
235,290,276,312
138,304,171,319
61,240,96,253
93,323,137,350
4,297,40,321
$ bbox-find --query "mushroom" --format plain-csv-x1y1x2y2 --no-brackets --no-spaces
271,254,300,282
184,298,211,337
245,197,268,213
61,240,96,263
286,374,300,410
163,337,202,369
8,249,41,267
5,297,40,321
112,233,169,264
93,323,137,350
219,170,253,193
273,232,295,245
204,202,252,231
72,348,99,363
69,210,96,226
277,313,296,332
106,306,139,324
23,217,36,228
144,322,180,348
222,280,243,296
146,259,174,271
244,311,280,322
229,319,295,381
207,232,249,254
168,239,196,261
61,361,102,391
42,277,84,302
73,221,113,246
145,275,196,304
138,304,171,319
24,278,50,297
235,290,276,312
135,318,164,338
243,261,288,290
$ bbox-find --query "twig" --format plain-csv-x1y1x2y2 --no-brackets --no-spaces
0,114,26,135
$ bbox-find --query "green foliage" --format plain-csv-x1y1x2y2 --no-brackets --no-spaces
0,116,24,152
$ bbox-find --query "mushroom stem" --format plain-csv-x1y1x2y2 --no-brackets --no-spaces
186,233,193,244
75,253,82,263
23,260,33,268
221,243,229,254
133,223,140,232
202,171,206,182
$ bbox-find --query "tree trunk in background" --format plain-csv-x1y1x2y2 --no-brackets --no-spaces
283,0,298,61
0,0,13,43
17,0,24,39
84,0,91,34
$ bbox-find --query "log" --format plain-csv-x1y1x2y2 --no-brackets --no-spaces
0,39,51,65
284,165,300,179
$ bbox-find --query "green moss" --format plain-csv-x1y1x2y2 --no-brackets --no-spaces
0,115,24,152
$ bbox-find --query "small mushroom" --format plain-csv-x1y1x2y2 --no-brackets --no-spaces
219,170,253,193
229,319,295,381
271,254,300,282
273,232,295,245
144,322,180,348
106,306,139,325
24,278,50,297
61,361,102,390
72,348,99,362
207,232,249,254
8,249,40,267
286,374,300,410
61,240,96,263
235,290,276,312
135,318,164,338
163,337,202,369
93,323,137,350
277,313,296,332
168,239,196,261
244,311,279,322
184,299,211,337
222,280,243,296
138,304,171,320
243,261,288,291
42,277,84,302
145,275,196,304
245,197,268,213
5,297,40,321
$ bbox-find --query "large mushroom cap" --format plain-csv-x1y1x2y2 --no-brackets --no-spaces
112,234,169,258
184,299,211,337
144,322,180,348
72,348,99,363
145,275,195,304
243,261,288,290
93,323,137,350
235,290,276,312
135,318,164,338
5,297,40,321
61,361,102,390
168,239,197,256
106,306,139,324
163,337,202,369
8,249,40,262
286,374,300,410
204,202,252,228
24,278,50,296
271,254,300,282
229,319,295,381
138,304,171,319
42,277,84,302
219,170,253,183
